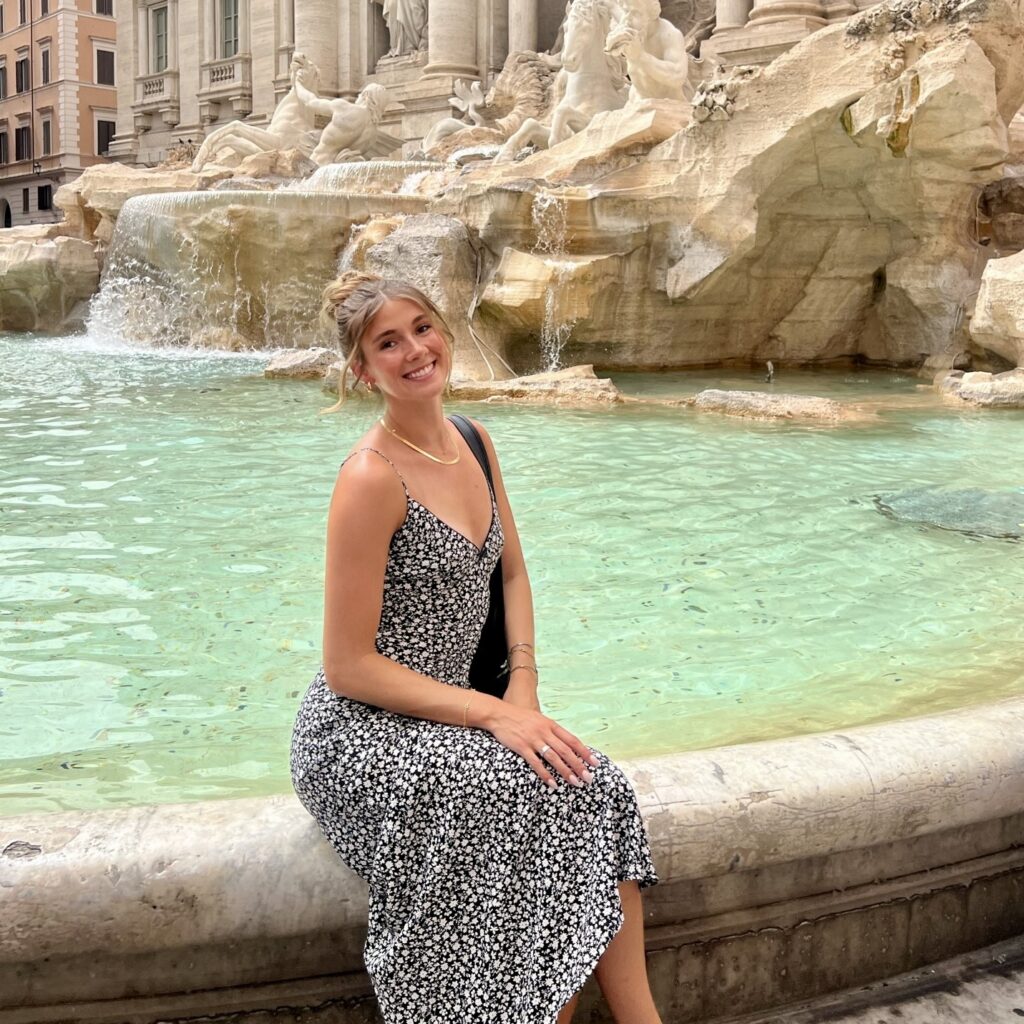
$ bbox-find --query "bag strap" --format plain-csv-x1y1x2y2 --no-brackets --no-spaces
448,414,495,498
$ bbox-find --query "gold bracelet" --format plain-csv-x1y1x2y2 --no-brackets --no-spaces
509,642,535,657
462,694,472,727
510,664,538,676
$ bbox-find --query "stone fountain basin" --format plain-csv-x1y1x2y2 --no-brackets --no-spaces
2,696,1023,1023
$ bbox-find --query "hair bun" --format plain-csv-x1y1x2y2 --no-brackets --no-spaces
322,271,382,323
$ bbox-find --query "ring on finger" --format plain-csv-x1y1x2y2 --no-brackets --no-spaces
538,743,551,756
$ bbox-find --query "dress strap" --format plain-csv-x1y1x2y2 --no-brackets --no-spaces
341,447,410,498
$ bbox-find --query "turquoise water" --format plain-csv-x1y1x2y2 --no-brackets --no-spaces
2,334,1023,815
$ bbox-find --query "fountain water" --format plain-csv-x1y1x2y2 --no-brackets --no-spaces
531,191,579,371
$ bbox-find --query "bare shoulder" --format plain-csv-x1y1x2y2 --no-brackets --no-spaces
332,448,406,526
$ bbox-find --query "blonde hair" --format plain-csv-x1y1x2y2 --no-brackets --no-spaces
318,271,456,415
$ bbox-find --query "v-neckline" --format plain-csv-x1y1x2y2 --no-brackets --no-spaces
408,495,497,555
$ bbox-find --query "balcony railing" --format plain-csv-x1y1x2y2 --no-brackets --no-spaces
198,54,252,122
132,70,180,130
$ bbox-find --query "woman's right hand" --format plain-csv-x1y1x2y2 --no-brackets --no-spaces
482,702,600,790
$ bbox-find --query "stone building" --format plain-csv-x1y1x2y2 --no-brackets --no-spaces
108,0,578,164
0,0,117,226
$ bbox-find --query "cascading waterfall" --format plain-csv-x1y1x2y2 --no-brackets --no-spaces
531,192,578,373
86,168,433,350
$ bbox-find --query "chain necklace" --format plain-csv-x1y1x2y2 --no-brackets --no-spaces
379,418,461,465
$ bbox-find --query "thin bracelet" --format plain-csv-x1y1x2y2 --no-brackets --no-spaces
508,642,535,656
510,664,538,676
462,694,472,727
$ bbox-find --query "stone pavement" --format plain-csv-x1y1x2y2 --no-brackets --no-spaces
731,934,1024,1024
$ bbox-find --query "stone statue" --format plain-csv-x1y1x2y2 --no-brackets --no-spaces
291,80,401,164
421,52,558,160
496,0,627,162
373,0,428,56
605,0,703,103
190,53,321,172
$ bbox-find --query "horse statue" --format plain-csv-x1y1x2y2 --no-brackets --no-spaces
190,53,322,173
495,0,627,162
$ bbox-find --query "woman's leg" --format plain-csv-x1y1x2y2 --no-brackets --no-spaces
594,881,662,1024
556,992,580,1023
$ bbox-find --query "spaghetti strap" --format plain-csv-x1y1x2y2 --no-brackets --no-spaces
340,446,410,498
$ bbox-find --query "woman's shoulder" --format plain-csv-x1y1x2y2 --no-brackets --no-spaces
335,434,409,511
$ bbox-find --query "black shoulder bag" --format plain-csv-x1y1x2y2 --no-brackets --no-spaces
448,414,510,699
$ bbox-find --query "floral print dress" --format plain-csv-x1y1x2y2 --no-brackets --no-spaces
290,448,658,1024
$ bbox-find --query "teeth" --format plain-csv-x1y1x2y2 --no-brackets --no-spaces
405,361,435,380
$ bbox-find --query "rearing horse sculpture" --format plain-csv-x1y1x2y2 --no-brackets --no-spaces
495,0,627,162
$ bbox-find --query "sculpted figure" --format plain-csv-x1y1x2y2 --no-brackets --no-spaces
373,0,427,55
292,81,400,164
495,0,627,162
605,0,703,103
190,53,321,172
421,53,558,160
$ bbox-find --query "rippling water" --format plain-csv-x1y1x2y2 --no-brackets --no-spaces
2,334,1023,815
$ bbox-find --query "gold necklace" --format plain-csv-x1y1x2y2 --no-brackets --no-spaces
379,418,461,465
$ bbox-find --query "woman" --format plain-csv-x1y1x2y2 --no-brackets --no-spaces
290,272,661,1024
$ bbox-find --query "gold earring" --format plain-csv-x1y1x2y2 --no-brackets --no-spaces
366,380,375,392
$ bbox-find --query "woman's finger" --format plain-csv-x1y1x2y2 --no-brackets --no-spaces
519,746,558,790
546,736,592,783
552,723,600,767
539,743,583,787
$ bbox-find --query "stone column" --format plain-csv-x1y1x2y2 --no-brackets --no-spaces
168,0,179,69
713,0,754,32
204,0,216,61
294,0,338,93
508,0,537,52
424,0,479,77
239,0,250,53
744,0,826,29
137,5,150,74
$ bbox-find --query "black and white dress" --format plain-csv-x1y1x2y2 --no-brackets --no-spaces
290,447,658,1024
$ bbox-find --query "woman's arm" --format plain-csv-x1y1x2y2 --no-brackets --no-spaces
321,450,593,784
471,420,539,710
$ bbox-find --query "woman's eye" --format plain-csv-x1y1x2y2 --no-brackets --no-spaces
417,323,432,333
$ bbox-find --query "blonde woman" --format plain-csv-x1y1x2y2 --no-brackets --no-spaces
290,272,660,1024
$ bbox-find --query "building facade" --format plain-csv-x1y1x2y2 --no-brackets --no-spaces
0,0,117,226
108,0,569,165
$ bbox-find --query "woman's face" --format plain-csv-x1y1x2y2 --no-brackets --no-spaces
354,296,450,402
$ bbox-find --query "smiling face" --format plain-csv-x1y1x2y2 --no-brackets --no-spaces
353,296,451,402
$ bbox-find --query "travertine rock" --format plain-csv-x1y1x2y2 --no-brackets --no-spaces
691,389,848,421
264,347,338,378
55,163,231,246
0,234,99,331
939,367,1024,407
449,364,621,405
970,249,1024,365
436,0,1024,371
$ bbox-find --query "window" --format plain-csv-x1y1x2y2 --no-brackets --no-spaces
96,0,113,13
97,118,115,156
153,6,168,72
38,185,52,211
40,0,48,14
40,48,50,86
18,0,25,25
0,132,8,165
15,57,28,94
0,6,5,34
21,187,28,213
41,118,50,156
223,0,239,58
0,67,6,101
14,124,29,161
96,48,114,86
